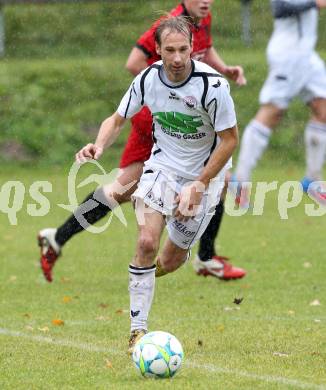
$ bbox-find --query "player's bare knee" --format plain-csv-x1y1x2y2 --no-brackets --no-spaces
274,109,284,125
313,108,326,124
310,99,326,123
256,104,283,128
138,233,159,258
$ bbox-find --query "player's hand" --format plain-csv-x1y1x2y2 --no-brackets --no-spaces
174,181,205,222
75,143,103,164
223,66,247,86
316,0,326,9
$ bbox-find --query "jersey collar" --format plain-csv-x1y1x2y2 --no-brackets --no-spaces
158,60,195,89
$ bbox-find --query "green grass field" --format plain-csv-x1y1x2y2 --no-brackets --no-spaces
1,1,326,388
1,163,326,389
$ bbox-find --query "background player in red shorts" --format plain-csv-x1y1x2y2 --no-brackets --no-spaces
38,0,247,282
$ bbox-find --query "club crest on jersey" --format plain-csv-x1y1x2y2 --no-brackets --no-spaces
183,96,197,110
169,91,179,100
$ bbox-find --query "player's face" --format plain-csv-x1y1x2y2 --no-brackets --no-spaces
156,30,193,82
184,0,213,19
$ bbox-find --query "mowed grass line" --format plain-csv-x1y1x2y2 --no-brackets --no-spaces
1,328,325,390
0,163,326,389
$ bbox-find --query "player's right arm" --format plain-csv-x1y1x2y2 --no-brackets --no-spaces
76,72,144,163
76,112,126,163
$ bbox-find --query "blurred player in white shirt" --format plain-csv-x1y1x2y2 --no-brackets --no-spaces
233,0,326,207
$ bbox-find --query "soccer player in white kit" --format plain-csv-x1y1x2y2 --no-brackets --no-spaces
233,0,326,207
76,16,238,352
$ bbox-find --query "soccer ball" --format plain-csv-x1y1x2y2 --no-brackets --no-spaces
132,331,184,378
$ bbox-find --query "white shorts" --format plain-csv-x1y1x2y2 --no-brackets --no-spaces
259,52,326,109
132,167,226,250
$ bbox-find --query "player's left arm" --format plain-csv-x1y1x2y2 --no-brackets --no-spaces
203,47,247,86
175,126,238,221
175,80,238,220
197,126,238,188
198,77,239,187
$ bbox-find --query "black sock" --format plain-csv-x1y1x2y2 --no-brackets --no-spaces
55,188,111,247
198,200,224,261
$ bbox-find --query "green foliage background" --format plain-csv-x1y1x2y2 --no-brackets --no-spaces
0,0,325,164
1,4,326,388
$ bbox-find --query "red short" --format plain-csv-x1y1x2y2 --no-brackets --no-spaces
119,107,154,168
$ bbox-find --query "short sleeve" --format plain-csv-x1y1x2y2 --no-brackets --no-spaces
117,73,143,119
206,78,237,132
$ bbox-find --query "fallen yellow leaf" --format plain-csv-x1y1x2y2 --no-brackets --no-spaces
52,319,64,326
62,296,72,303
217,324,225,332
273,352,289,357
38,326,49,332
105,360,113,369
99,303,109,309
60,277,71,283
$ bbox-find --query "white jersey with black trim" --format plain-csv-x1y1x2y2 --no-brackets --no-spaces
267,0,318,60
117,60,236,180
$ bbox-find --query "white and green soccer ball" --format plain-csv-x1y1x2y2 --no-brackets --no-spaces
132,331,184,378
